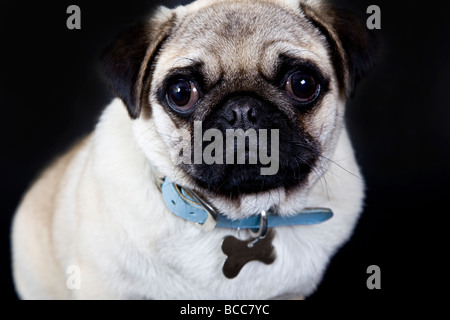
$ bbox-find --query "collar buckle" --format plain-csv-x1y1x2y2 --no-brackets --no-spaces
180,188,218,232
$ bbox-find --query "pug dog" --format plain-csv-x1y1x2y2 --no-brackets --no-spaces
12,0,373,299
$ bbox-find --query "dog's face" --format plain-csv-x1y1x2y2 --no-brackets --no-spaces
102,0,372,219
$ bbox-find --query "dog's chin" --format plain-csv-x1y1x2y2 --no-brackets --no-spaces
181,164,314,219
186,161,312,197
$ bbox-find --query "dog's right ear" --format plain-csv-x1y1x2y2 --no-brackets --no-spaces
101,8,175,119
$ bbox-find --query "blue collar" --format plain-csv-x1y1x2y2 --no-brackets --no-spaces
161,177,333,231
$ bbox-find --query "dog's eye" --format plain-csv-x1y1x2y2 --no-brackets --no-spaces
285,71,320,103
167,79,200,112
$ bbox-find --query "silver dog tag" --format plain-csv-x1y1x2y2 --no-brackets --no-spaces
222,229,276,279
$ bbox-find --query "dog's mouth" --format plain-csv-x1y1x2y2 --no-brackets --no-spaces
189,160,315,197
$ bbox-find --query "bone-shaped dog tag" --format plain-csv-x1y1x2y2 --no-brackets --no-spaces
221,229,276,279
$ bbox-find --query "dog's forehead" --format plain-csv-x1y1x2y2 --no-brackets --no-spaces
156,1,331,82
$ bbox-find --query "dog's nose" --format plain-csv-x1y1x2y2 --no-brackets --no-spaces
223,98,259,130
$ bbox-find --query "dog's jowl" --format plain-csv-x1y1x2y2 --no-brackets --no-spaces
12,0,373,299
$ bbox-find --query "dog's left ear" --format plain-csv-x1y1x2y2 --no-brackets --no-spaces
101,7,175,119
300,1,377,96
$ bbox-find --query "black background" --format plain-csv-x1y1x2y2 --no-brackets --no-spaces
1,0,449,301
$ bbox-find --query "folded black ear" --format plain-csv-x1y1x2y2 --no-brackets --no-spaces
101,8,175,119
301,2,377,96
